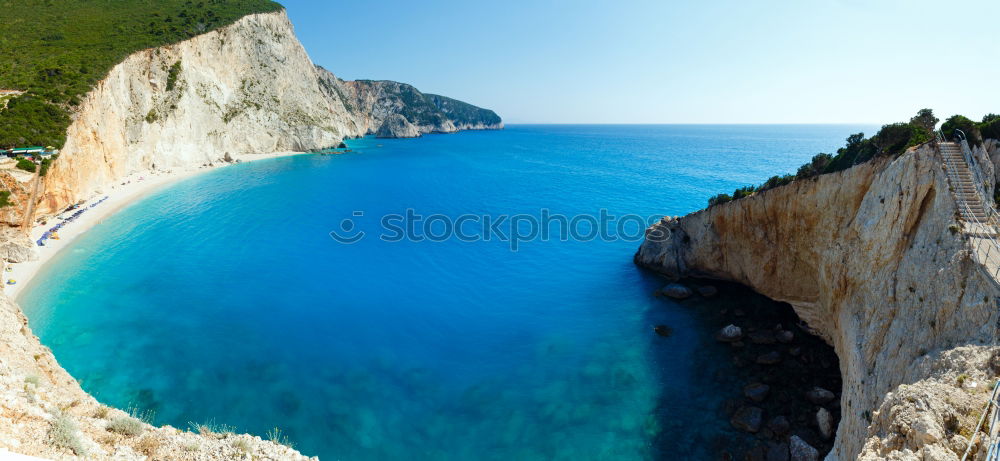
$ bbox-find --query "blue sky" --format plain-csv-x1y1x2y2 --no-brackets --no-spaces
282,0,999,124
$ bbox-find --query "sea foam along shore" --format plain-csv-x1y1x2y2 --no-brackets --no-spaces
5,151,308,301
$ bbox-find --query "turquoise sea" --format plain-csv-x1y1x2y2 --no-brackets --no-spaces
22,125,872,459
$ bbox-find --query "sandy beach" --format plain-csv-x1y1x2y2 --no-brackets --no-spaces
4,151,307,301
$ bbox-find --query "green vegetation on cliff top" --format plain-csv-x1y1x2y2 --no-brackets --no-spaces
0,0,284,148
707,109,999,208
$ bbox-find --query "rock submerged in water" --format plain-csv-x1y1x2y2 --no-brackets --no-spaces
748,330,777,344
806,387,836,405
776,330,795,343
731,406,764,433
789,435,819,461
660,283,692,299
744,383,771,402
766,442,789,461
697,285,718,297
756,351,781,365
715,324,743,342
816,407,834,440
653,325,673,337
767,415,791,436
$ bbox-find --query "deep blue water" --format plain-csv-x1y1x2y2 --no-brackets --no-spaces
22,125,873,459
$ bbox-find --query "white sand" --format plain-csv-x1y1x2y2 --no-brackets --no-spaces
4,151,307,301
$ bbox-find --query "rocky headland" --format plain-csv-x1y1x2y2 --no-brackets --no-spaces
35,10,501,217
637,139,1000,460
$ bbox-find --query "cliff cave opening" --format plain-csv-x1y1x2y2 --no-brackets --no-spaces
645,279,842,460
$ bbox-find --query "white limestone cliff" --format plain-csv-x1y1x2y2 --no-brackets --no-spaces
636,142,1000,460
39,11,501,216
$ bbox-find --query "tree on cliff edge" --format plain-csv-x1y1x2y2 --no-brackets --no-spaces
910,108,939,134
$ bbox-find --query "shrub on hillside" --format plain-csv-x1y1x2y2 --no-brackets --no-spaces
166,60,183,91
708,193,732,207
980,117,1000,140
796,153,833,179
106,415,144,436
49,414,85,456
823,133,876,173
38,155,56,176
942,115,982,145
761,174,795,191
15,158,36,173
732,185,755,200
872,122,930,157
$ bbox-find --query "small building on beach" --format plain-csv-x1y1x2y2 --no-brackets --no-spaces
8,147,48,157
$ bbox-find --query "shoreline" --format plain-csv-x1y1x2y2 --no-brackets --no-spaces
4,151,307,302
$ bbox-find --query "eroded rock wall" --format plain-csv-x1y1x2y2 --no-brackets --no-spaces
636,144,1000,460
40,11,356,215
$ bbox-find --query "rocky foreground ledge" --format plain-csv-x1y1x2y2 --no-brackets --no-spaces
637,142,1000,460
0,232,312,459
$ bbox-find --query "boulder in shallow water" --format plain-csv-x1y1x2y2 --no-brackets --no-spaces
767,415,791,436
731,406,764,433
697,285,718,297
806,387,836,405
716,324,743,342
744,383,771,402
816,407,834,440
756,351,781,365
789,436,818,461
660,283,692,299
766,442,789,461
748,330,777,344
777,330,795,343
653,325,673,337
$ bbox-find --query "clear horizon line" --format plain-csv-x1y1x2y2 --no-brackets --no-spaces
501,122,882,126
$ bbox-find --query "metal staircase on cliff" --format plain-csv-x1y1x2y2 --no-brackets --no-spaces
947,127,1000,461
939,130,1000,281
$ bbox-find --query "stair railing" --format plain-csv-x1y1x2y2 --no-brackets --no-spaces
962,379,1000,461
939,133,1000,279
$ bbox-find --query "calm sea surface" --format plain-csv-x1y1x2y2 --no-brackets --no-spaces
22,124,873,459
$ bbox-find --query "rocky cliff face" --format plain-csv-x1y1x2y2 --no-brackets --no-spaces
375,113,420,138
636,142,1000,460
39,10,501,217
316,68,503,138
42,12,345,215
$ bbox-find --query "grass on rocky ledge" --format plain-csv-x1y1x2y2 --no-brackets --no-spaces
49,413,86,456
105,407,153,436
0,0,284,148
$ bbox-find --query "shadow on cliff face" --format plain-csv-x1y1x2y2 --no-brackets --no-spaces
644,279,842,461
